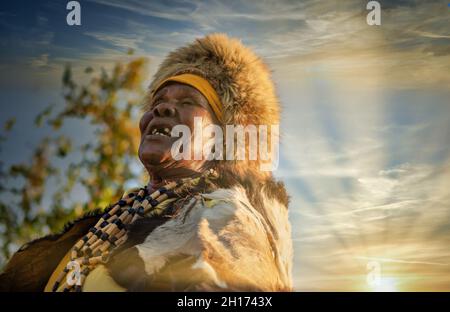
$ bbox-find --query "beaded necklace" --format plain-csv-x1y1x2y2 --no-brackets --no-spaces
51,169,217,292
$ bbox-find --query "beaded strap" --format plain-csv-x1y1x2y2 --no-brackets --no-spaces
52,169,217,292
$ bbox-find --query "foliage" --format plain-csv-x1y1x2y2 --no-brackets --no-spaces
0,57,149,267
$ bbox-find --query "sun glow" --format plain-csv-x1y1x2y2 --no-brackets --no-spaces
370,277,399,292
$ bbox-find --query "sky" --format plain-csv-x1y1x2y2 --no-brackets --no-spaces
1,0,450,291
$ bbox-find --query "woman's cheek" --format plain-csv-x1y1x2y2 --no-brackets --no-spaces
139,111,153,134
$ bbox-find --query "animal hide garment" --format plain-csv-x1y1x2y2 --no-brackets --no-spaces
107,186,293,291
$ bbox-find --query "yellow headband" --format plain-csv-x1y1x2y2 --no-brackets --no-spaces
152,74,223,123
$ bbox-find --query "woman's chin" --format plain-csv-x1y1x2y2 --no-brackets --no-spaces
139,147,172,168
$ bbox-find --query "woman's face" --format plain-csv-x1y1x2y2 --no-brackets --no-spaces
138,82,217,179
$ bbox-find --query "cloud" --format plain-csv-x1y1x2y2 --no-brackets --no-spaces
276,69,450,290
5,0,450,91
355,256,448,267
84,31,144,51
287,145,450,289
30,53,49,68
87,0,197,21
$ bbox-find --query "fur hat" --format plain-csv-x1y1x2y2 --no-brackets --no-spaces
146,33,281,178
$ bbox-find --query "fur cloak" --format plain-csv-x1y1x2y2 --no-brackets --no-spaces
0,172,292,291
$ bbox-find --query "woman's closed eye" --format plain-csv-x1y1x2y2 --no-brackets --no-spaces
181,99,193,105
180,98,200,107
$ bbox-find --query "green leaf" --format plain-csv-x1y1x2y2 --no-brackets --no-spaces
63,65,72,86
4,118,16,132
35,105,54,127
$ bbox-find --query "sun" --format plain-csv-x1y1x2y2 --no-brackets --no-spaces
370,277,399,292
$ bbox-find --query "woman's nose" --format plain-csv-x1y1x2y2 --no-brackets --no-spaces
153,102,177,118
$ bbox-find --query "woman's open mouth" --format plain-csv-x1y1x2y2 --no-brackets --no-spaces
144,122,175,140
149,127,171,137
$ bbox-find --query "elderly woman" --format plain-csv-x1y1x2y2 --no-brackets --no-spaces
0,34,293,292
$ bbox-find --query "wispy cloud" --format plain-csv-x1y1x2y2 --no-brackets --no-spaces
84,31,144,51
355,256,449,267
30,53,50,68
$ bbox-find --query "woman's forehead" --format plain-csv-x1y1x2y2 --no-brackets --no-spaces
152,82,215,119
154,82,204,100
